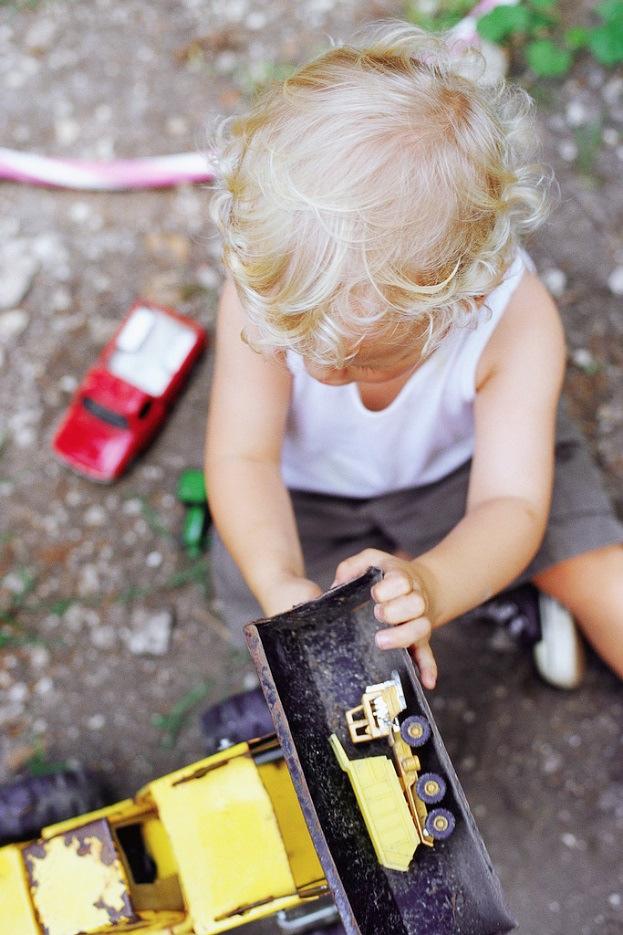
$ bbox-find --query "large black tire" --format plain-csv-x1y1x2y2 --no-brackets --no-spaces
201,687,274,754
0,768,106,845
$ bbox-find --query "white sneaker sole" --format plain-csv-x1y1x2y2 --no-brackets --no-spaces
533,594,586,690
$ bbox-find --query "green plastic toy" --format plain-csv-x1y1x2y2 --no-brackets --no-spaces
176,469,211,556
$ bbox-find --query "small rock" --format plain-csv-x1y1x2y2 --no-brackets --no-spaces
0,245,38,309
571,348,598,373
87,713,106,730
94,103,112,123
603,127,619,147
166,116,188,137
608,893,621,909
84,505,107,526
0,308,29,340
541,268,567,297
247,10,267,29
123,608,174,656
607,266,623,295
90,625,117,650
7,682,29,703
565,100,588,128
25,18,57,52
196,264,220,290
34,676,54,696
68,201,92,223
29,646,50,668
558,140,578,162
146,551,163,568
59,374,78,393
55,117,81,147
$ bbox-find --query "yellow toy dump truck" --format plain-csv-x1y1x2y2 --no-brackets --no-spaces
0,736,335,935
330,671,455,872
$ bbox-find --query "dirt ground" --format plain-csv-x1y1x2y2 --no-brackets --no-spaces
1,1,622,933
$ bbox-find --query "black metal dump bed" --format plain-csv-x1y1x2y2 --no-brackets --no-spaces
245,568,515,935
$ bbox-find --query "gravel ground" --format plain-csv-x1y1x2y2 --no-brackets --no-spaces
0,1,622,933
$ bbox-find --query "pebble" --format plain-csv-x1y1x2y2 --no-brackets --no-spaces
123,497,143,516
84,505,107,526
34,677,54,696
90,625,117,650
603,127,619,147
541,268,567,297
571,348,598,373
166,116,188,137
25,18,57,52
29,646,51,668
55,117,81,146
196,264,220,290
7,682,29,703
146,551,163,568
123,608,174,656
609,894,622,909
0,244,38,309
607,267,623,295
558,140,578,162
59,374,78,393
565,100,589,128
87,713,106,730
0,308,29,340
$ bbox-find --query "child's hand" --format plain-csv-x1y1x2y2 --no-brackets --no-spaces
332,549,438,690
261,573,323,617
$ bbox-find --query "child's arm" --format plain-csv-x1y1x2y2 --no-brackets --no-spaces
333,271,566,687
205,277,322,616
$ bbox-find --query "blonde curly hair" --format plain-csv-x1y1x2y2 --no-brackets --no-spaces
208,20,552,366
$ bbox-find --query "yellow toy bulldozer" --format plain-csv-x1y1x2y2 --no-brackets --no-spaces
0,735,336,935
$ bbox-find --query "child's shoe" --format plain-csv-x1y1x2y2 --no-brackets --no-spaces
532,593,586,690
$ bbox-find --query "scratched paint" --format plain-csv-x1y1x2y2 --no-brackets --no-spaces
23,818,135,935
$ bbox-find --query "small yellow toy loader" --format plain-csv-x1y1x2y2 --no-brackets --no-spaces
330,672,454,872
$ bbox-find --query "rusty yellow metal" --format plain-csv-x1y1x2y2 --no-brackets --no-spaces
0,844,40,934
257,758,325,893
0,741,325,935
24,818,136,935
329,734,419,872
42,798,151,839
146,749,304,933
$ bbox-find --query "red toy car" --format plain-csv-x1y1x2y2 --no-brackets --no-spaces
52,301,207,481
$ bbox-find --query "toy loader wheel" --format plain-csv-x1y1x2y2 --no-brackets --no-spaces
416,772,446,804
424,808,456,841
400,714,431,747
201,686,274,754
0,768,106,845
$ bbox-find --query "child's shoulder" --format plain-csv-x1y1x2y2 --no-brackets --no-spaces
476,255,565,393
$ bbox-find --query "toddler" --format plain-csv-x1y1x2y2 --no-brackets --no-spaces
205,21,623,690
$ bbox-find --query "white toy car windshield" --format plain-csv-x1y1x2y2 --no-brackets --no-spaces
108,306,196,397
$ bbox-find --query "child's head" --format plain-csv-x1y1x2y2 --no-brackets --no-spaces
209,20,551,368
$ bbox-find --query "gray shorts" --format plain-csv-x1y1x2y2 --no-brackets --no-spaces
210,401,623,630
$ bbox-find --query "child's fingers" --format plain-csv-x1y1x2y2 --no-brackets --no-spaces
374,590,426,624
412,641,438,690
332,548,387,586
371,568,413,602
375,616,431,650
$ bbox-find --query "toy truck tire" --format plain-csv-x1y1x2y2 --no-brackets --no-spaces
424,807,456,841
0,768,106,845
400,714,431,747
201,686,274,754
415,772,446,804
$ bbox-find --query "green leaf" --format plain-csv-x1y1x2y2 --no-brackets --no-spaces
596,0,623,24
476,5,532,43
526,39,573,75
589,24,623,65
564,26,590,50
528,0,557,7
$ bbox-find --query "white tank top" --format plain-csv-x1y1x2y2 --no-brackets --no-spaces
281,249,534,496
